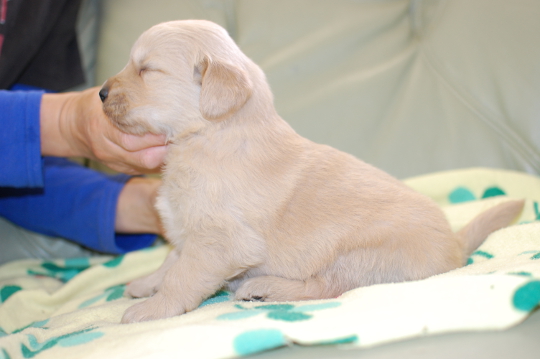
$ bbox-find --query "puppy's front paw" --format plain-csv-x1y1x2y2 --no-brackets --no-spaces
126,276,158,298
234,276,289,302
121,293,185,323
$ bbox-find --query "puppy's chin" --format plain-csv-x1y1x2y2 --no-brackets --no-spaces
103,98,156,135
107,115,151,136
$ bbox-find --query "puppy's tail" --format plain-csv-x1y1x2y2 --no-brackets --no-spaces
458,199,525,260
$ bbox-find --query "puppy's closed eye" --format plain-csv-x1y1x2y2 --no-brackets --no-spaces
138,67,148,76
138,66,166,78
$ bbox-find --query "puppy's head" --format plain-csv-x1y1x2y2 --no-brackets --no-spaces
100,20,253,138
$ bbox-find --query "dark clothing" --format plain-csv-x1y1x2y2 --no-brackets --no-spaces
0,0,85,91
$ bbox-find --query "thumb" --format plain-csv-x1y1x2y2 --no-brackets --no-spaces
134,145,168,172
118,132,168,152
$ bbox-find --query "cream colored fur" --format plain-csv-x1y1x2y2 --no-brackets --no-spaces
99,20,524,323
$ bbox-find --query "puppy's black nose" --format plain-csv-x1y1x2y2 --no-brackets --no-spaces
99,87,109,102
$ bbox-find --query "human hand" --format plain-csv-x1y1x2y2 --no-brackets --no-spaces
40,87,167,174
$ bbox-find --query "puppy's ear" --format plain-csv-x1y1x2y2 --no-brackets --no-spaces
197,58,252,121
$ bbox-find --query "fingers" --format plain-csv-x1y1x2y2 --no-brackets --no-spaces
113,133,168,172
97,146,167,175
99,129,167,173
44,86,166,174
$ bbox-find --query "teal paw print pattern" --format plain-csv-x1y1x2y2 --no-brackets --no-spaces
218,302,341,322
448,185,540,225
508,271,533,277
0,349,9,359
1,321,103,359
518,250,540,260
12,320,49,335
232,328,358,356
199,290,231,308
20,328,104,358
0,285,22,303
78,285,126,309
102,255,124,268
449,187,476,203
482,187,506,198
468,248,540,267
233,328,286,356
513,280,540,312
448,186,506,204
27,258,91,283
534,202,540,221
466,250,494,266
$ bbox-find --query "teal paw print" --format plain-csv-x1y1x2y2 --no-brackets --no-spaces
102,255,124,268
199,290,231,308
518,250,540,260
513,280,540,312
1,285,22,303
448,186,506,204
218,302,341,322
79,285,126,309
12,319,49,334
233,328,357,356
466,250,494,266
233,329,287,356
20,328,104,358
27,258,91,283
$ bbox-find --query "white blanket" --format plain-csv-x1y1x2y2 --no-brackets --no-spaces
1,168,539,359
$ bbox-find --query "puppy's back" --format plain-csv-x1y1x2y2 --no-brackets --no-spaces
257,141,462,286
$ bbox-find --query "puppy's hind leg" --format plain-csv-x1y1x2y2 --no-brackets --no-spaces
126,248,180,298
234,275,334,302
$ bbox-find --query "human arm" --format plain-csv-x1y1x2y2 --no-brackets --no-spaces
0,90,44,188
0,88,167,188
1,89,164,252
0,158,160,254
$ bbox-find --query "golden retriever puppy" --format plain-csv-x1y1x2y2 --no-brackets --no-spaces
99,20,524,323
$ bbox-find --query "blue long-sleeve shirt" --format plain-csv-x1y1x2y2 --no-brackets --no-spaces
0,90,156,254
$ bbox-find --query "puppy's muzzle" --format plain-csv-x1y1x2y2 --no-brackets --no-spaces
99,86,109,103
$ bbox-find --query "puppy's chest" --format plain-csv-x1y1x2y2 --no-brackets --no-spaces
161,153,282,225
160,167,255,217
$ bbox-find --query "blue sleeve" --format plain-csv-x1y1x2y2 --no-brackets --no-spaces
0,90,44,188
0,157,156,254
0,89,156,254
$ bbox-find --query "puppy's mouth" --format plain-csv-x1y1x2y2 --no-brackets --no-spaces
101,93,141,134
